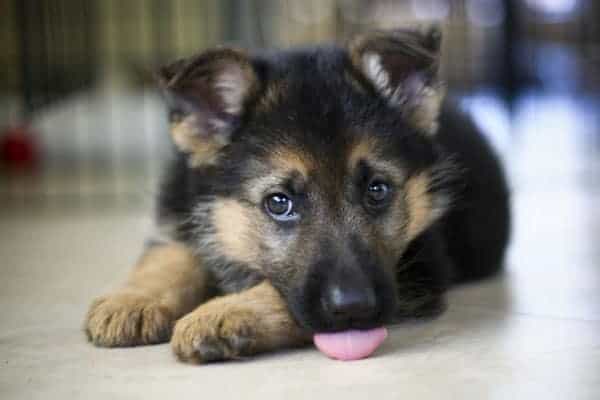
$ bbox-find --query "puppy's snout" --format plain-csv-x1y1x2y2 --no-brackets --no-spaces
321,280,377,325
302,250,395,332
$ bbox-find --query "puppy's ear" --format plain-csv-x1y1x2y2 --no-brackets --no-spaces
349,26,445,135
157,48,258,167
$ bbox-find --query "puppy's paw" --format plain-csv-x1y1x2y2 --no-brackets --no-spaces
85,292,173,347
171,308,260,363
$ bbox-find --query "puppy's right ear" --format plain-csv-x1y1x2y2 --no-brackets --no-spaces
157,49,259,167
348,26,444,136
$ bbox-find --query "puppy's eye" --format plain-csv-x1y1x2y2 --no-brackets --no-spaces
366,181,391,206
265,193,298,221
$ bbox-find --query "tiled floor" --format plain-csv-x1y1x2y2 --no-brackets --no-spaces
1,94,600,399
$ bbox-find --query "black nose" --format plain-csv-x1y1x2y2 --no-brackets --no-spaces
322,283,377,324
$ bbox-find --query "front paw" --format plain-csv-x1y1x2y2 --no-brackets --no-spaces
85,292,173,347
171,308,260,363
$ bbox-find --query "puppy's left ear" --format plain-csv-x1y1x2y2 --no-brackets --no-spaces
349,26,445,135
157,48,259,167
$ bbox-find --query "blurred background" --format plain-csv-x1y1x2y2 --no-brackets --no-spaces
0,0,599,211
3,4,600,396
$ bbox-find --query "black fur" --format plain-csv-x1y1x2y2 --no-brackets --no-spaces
436,105,511,282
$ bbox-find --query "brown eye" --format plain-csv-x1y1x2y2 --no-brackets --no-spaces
366,181,391,205
265,193,298,221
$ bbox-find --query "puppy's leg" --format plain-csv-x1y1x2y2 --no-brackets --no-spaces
85,242,211,347
172,281,309,363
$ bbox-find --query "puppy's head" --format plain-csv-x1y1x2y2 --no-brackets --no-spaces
158,27,454,332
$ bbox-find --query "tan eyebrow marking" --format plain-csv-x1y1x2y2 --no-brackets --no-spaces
348,137,406,183
348,137,378,170
269,147,315,178
243,147,315,203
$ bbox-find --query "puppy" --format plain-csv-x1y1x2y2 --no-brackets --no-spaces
85,26,510,363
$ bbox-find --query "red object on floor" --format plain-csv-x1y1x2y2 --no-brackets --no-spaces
0,124,39,171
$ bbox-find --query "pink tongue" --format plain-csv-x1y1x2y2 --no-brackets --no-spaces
313,327,388,361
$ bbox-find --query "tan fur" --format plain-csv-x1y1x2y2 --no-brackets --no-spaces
244,147,314,203
85,243,210,347
348,138,406,183
269,148,314,178
211,199,263,266
170,117,227,167
171,281,309,363
405,84,445,136
376,195,408,263
348,137,377,170
405,173,434,240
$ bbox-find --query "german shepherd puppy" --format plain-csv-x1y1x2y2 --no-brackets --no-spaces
85,27,510,363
